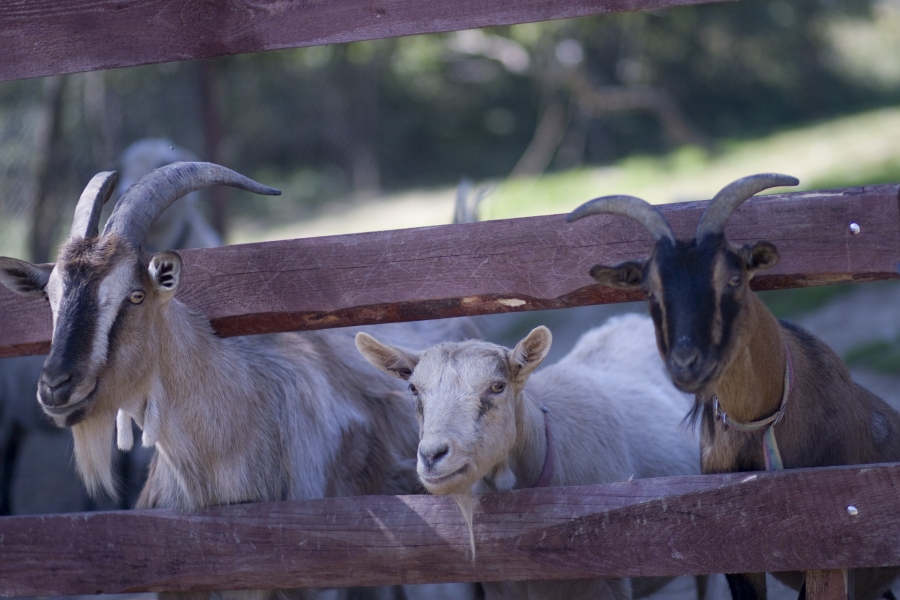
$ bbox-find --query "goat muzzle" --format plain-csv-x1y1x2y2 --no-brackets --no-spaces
37,363,98,425
667,344,715,393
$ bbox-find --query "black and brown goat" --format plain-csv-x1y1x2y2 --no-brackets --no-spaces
567,174,900,600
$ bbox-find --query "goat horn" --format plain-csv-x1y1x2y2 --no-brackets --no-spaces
71,171,118,240
695,173,799,240
566,195,675,243
103,161,280,248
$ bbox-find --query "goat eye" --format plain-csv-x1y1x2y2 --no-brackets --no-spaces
489,382,506,394
408,383,419,395
129,290,145,304
728,275,742,288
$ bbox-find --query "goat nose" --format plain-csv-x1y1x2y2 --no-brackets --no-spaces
41,369,72,391
670,346,700,372
418,442,450,469
39,369,75,407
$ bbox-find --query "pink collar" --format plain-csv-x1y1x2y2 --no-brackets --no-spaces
533,405,554,487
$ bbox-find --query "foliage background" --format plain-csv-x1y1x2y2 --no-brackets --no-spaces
2,0,900,259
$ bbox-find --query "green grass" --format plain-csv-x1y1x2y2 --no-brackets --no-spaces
480,106,900,220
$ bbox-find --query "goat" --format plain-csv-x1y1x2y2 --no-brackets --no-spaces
356,313,701,600
0,162,478,599
0,140,222,515
567,173,900,600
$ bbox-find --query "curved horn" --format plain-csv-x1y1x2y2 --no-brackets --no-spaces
71,171,118,240
695,173,799,240
103,162,281,247
566,195,675,243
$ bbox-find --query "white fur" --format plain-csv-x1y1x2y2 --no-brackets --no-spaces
358,313,700,600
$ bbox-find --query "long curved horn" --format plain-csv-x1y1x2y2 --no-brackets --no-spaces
103,162,280,248
566,195,675,243
70,171,118,240
695,173,799,240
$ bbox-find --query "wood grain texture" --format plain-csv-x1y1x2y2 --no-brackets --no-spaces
1,464,899,595
0,0,730,82
1,184,898,358
805,570,848,600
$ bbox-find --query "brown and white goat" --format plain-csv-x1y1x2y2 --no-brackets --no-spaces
0,162,478,599
567,173,900,600
357,313,701,600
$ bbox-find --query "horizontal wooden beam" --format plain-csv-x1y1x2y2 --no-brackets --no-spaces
1,0,730,82
1,464,900,595
1,184,898,358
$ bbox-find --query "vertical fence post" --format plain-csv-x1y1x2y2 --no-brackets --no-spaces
805,569,850,600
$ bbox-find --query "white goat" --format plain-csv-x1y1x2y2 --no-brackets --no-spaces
356,313,701,600
0,162,478,599
115,138,223,251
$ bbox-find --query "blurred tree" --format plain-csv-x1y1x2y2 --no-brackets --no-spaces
0,0,895,238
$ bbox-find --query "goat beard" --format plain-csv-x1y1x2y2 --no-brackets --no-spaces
71,409,117,500
451,491,478,562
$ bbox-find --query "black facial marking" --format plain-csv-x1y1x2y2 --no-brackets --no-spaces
64,406,88,427
648,302,667,354
105,303,130,368
49,272,100,374
477,394,496,421
714,249,746,351
157,262,176,288
656,238,720,359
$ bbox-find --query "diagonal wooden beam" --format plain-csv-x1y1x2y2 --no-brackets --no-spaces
0,0,732,82
1,464,899,596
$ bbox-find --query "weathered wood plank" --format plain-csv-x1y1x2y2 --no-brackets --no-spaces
1,464,899,596
1,184,898,358
806,570,849,600
0,0,731,82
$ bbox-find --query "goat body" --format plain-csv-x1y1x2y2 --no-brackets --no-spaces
568,173,900,600
123,313,460,512
0,163,478,600
357,313,700,600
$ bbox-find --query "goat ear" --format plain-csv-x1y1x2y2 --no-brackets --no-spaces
0,257,52,298
510,326,552,382
355,332,422,381
740,241,779,273
590,260,645,289
148,251,182,294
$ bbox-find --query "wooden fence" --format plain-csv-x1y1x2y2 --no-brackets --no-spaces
1,183,899,599
1,1,900,599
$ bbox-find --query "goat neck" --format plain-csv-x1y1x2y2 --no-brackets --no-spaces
488,388,549,491
710,293,788,424
113,299,290,511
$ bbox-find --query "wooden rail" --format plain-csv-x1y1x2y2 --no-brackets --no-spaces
0,0,731,82
1,464,899,596
2,184,898,358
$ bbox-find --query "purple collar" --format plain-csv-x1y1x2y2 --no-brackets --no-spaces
533,405,554,487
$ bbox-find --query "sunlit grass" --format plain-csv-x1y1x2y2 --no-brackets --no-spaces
481,106,900,220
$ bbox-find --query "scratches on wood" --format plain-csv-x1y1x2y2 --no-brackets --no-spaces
1,185,899,357
1,464,900,595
